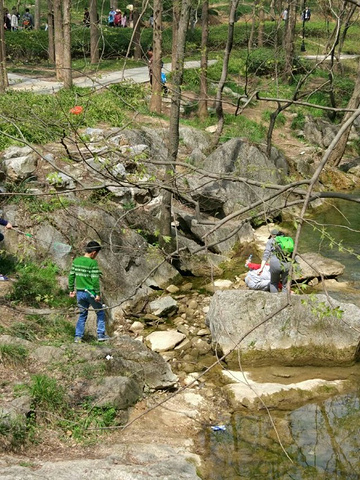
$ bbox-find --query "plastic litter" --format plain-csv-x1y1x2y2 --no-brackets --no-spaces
211,425,226,432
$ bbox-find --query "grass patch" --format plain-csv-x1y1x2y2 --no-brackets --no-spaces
8,261,71,308
7,315,74,343
0,85,148,150
29,374,66,413
222,114,267,144
261,109,286,127
0,343,28,367
0,414,30,452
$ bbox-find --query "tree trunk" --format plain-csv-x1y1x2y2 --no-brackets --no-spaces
47,0,55,64
328,58,360,166
258,5,264,47
213,0,240,146
53,0,64,80
248,0,258,51
172,1,180,71
338,4,356,58
0,0,8,92
62,0,72,89
283,0,297,82
90,0,99,64
160,0,191,251
34,0,41,30
149,0,162,114
132,1,142,60
198,0,209,119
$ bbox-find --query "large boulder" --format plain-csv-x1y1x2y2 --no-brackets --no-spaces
175,205,254,254
304,116,339,148
206,290,360,368
186,138,289,216
295,252,345,279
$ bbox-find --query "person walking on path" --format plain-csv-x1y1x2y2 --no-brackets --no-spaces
258,228,293,293
68,241,110,343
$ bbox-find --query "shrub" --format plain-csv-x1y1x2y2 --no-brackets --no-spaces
29,374,66,413
9,262,69,308
0,415,28,452
291,112,306,131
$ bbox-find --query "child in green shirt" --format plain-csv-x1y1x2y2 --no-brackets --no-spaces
69,241,109,342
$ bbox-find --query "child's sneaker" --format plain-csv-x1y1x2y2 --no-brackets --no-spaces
0,275,9,281
98,335,111,342
74,337,82,343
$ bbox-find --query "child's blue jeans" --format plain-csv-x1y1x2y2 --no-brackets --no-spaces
75,290,106,339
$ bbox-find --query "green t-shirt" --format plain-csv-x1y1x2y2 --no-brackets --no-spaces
68,256,102,296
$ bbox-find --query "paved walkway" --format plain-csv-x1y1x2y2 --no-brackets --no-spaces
303,54,359,61
8,60,216,94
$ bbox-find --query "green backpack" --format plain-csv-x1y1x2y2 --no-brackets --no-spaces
274,236,294,257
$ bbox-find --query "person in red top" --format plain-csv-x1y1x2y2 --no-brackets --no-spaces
114,9,122,27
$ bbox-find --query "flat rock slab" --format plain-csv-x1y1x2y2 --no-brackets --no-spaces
0,444,201,480
222,370,343,410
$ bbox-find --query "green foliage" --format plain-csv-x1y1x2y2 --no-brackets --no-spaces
7,315,74,343
0,344,28,366
302,296,344,321
9,262,69,308
0,252,17,276
0,414,29,452
222,114,266,144
261,110,286,127
29,374,66,413
0,87,128,150
4,27,154,61
71,402,117,438
109,81,147,108
291,112,306,131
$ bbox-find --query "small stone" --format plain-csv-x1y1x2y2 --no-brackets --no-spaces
213,279,233,289
197,328,210,336
166,284,180,294
130,321,144,333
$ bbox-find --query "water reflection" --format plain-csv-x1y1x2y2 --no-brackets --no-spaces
299,195,360,286
200,392,360,479
290,394,360,478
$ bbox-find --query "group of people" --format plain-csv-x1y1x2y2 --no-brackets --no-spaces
245,228,295,294
3,7,33,31
107,7,128,28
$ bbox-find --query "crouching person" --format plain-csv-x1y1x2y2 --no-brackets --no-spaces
245,265,271,291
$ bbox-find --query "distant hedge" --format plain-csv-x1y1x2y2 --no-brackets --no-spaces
5,20,345,63
4,22,282,63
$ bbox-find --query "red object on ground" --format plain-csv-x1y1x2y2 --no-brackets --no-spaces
69,106,83,115
247,262,261,270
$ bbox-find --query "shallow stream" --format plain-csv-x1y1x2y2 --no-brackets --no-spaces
200,197,360,479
